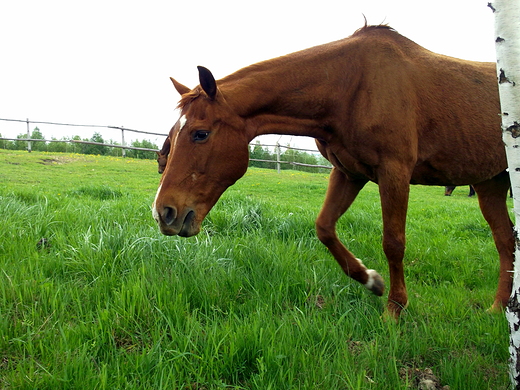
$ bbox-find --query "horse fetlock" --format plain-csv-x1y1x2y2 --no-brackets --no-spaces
488,299,506,314
364,269,385,296
387,295,409,319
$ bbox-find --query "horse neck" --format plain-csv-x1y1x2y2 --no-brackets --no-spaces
218,47,361,141
219,64,304,115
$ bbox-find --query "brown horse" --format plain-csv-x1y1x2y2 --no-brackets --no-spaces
153,25,514,318
444,185,475,197
156,136,171,174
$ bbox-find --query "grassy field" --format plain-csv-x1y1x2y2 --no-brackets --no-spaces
0,150,511,389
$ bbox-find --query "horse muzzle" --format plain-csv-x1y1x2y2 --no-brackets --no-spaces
153,205,200,237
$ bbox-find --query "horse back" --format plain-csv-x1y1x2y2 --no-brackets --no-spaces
327,27,505,185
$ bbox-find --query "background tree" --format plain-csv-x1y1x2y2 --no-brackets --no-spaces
30,127,47,151
0,133,10,150
490,0,520,387
13,133,28,151
47,137,67,153
82,132,108,155
280,147,318,173
249,142,274,169
126,139,159,159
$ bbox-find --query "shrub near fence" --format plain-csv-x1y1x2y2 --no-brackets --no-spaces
0,118,333,172
248,141,332,173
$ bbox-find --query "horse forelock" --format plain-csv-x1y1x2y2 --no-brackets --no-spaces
176,88,201,111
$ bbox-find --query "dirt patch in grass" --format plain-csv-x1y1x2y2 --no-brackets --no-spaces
39,158,60,165
38,156,91,165
400,367,450,389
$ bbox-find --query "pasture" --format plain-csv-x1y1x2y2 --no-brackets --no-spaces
0,150,510,389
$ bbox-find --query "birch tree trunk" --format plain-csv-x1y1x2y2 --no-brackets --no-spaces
490,1,520,387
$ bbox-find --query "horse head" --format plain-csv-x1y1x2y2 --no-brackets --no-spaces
156,136,170,174
152,66,251,236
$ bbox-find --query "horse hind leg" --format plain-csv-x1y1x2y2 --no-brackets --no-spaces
316,169,385,297
473,172,514,311
445,186,456,196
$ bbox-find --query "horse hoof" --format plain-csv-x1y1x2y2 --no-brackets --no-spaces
487,302,505,314
382,308,400,323
383,300,408,322
364,269,385,296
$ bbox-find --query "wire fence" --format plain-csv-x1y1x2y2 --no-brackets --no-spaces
0,118,163,157
0,117,333,171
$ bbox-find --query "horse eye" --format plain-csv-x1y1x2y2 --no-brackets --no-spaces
192,130,211,142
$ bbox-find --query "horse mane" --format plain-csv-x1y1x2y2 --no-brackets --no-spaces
352,24,397,36
176,23,400,113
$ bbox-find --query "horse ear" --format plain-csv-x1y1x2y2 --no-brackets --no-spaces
170,77,190,95
197,66,217,100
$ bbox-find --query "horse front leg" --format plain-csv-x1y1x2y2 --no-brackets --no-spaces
316,168,385,297
378,170,411,318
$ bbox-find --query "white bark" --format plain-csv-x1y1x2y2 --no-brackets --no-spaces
491,1,520,387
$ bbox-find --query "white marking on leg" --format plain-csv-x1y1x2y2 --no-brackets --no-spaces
364,269,379,290
354,257,376,289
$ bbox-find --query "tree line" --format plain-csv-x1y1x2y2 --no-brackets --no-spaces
249,141,332,173
0,129,332,172
0,128,159,159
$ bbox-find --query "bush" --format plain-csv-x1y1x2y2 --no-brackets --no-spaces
125,139,159,159
82,132,109,155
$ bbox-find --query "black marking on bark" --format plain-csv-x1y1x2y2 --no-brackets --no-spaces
512,295,520,312
508,289,520,384
496,37,505,43
508,292,520,333
507,122,520,138
513,228,520,253
500,69,516,86
514,373,520,389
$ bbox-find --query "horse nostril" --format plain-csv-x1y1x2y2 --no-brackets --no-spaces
161,206,177,226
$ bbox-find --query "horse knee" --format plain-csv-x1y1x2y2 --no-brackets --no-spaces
382,235,405,261
315,219,336,246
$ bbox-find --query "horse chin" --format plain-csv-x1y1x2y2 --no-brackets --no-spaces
178,227,199,237
157,209,200,237
159,223,200,237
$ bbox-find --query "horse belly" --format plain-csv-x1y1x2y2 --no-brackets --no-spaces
411,154,506,186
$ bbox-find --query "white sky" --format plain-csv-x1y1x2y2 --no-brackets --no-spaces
0,0,497,150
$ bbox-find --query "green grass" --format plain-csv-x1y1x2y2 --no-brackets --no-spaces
0,150,511,389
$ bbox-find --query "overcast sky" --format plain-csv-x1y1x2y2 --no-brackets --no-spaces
0,0,497,149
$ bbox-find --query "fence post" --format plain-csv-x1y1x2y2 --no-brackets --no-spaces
276,142,281,173
121,127,126,158
26,118,31,153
